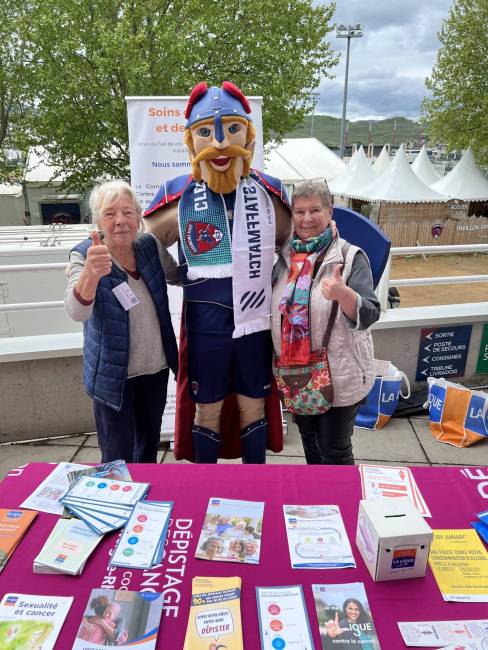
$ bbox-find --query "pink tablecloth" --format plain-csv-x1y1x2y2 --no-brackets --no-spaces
0,463,487,649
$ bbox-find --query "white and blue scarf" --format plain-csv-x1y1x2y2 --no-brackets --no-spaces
178,177,275,338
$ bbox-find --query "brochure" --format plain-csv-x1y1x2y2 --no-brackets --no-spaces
398,619,488,647
256,585,315,650
110,500,173,569
283,504,355,569
183,576,243,650
0,593,73,650
439,639,488,650
359,464,431,517
20,461,90,515
312,582,381,649
471,520,488,544
73,588,164,650
0,508,37,572
34,518,104,575
60,477,151,534
195,497,264,564
429,529,488,602
62,459,132,518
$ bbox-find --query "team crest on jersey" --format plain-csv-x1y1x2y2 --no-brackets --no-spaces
431,223,443,239
185,221,224,255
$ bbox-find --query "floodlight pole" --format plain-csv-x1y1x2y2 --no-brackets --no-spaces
337,24,363,158
308,91,320,137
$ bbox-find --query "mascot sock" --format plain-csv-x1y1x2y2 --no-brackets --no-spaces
192,424,220,463
240,418,267,464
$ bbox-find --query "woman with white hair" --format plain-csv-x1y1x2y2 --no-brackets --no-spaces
65,180,179,463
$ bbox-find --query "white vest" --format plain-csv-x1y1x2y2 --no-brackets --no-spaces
271,237,375,407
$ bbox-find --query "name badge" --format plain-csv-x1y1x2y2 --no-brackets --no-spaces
112,282,140,310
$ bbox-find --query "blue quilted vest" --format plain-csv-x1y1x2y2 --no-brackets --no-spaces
72,234,178,411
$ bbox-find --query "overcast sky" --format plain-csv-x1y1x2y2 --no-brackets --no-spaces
316,0,453,121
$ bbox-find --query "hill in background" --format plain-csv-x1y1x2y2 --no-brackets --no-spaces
287,115,426,148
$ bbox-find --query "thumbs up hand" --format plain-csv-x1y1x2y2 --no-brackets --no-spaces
321,263,345,301
85,230,112,280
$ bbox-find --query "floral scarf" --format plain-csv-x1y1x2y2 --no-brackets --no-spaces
279,227,333,365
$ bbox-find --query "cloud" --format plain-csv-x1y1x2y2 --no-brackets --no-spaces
316,0,453,119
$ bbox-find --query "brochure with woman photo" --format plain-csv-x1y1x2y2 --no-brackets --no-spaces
73,588,164,650
312,582,381,649
195,497,264,564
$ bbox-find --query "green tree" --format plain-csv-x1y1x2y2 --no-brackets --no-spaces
0,0,28,174
16,0,337,188
423,0,488,164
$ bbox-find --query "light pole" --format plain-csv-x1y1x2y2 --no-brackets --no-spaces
336,23,363,158
308,91,320,137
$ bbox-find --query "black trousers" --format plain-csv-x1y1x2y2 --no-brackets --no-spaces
294,401,362,465
93,368,169,463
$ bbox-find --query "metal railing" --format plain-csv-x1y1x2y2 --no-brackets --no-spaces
1,243,488,314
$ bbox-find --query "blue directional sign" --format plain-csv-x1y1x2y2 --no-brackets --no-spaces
416,325,472,382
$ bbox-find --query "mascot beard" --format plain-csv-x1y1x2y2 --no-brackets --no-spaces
190,144,252,194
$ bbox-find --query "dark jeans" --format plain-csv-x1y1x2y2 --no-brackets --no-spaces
94,368,169,463
294,401,362,465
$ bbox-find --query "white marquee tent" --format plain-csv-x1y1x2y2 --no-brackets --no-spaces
329,145,375,196
431,147,488,201
372,145,391,176
264,138,347,185
348,144,446,203
411,145,441,186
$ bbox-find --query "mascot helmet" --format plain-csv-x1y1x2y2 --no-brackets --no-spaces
185,81,252,143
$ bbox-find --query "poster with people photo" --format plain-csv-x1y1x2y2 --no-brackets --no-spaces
195,497,264,564
73,589,164,649
312,582,381,649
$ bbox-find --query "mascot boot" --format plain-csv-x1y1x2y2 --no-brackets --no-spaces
191,424,220,463
240,418,267,464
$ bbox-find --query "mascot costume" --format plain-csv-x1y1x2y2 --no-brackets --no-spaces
144,81,291,463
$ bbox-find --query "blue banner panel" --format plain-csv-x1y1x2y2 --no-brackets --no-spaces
416,325,472,382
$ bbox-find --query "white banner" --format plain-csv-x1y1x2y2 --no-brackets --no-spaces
126,95,264,438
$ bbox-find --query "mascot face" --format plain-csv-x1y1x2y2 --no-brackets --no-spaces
184,82,256,195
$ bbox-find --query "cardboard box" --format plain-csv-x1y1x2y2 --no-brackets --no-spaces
356,497,433,582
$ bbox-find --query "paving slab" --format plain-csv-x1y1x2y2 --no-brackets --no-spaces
72,446,164,464
43,434,88,446
355,459,430,467
411,417,488,466
0,445,80,480
83,433,99,447
352,419,428,463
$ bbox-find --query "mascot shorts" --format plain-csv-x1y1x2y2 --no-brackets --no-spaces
187,328,272,403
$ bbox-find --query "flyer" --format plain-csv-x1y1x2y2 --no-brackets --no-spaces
312,582,381,649
429,529,488,602
0,508,37,572
34,518,104,575
439,639,488,650
183,576,243,650
398,619,488,647
0,593,73,650
73,588,164,649
256,585,315,650
195,497,264,564
60,477,151,534
283,504,355,569
110,500,173,569
359,464,431,517
62,459,132,517
20,462,90,515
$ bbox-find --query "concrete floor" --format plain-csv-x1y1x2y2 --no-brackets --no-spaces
1,413,487,480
